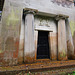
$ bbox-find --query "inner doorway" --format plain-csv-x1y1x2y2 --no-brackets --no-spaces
37,31,50,59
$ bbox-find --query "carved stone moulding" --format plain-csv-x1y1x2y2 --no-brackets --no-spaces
23,8,38,15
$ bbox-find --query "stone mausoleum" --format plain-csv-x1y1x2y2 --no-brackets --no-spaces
0,0,75,73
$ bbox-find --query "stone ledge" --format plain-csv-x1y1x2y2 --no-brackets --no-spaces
23,8,69,19
0,60,75,74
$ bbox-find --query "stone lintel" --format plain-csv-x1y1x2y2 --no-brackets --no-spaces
23,8,69,19
23,8,38,15
55,14,69,20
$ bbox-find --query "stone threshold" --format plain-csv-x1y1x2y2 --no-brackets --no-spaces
0,60,75,73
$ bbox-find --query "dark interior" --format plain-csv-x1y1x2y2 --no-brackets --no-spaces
0,0,4,11
37,31,50,59
74,1,75,6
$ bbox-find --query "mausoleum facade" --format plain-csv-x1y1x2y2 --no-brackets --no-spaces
0,0,75,66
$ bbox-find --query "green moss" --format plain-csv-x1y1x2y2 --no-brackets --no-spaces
6,7,19,27
70,21,75,36
60,50,66,57
60,72,66,75
0,50,3,53
27,73,29,75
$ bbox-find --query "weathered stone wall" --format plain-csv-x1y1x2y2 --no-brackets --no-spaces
0,0,22,66
0,0,75,66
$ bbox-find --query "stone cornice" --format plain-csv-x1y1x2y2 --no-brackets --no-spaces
23,8,38,15
55,14,69,20
23,8,69,20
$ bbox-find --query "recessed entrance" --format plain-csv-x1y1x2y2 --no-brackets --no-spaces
37,31,50,59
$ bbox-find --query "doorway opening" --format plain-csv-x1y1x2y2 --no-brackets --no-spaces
37,31,50,59
0,0,5,20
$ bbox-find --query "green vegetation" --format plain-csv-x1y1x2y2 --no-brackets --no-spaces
70,21,75,36
68,71,75,75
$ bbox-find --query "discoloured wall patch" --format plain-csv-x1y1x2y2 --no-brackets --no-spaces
51,0,73,7
6,8,19,27
70,21,75,36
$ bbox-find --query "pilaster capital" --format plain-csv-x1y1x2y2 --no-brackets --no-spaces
23,8,38,15
55,14,69,21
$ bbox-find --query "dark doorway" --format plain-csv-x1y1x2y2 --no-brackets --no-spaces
37,31,50,59
0,0,4,11
0,0,5,20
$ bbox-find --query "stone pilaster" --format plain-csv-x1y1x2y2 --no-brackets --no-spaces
58,18,67,60
49,32,58,60
55,14,69,61
34,30,38,60
24,8,38,63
